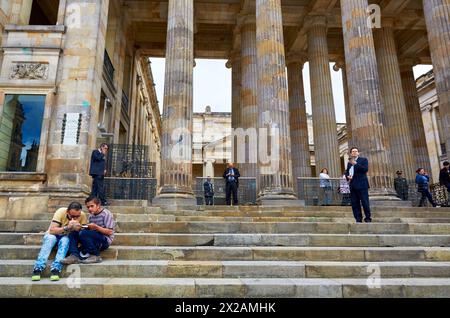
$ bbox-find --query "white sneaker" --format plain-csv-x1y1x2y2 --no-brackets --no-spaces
80,251,91,259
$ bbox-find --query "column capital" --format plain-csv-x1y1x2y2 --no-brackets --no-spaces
333,57,346,72
303,15,328,31
226,51,241,69
236,13,256,29
399,57,418,71
286,52,307,68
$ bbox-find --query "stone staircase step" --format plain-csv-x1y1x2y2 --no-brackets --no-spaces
32,213,176,222
107,200,148,207
1,277,450,297
2,245,450,262
3,260,450,279
2,232,450,247
3,220,450,235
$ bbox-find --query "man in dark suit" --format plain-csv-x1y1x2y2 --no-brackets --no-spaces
223,163,240,206
345,147,372,223
203,177,214,205
89,143,109,206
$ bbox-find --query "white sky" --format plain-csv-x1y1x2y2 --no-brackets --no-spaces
150,57,433,123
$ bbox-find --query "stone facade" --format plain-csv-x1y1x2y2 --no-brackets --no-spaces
0,0,448,207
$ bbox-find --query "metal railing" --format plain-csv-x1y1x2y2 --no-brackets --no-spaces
104,177,157,202
296,177,449,207
103,50,115,91
121,90,129,115
194,177,257,205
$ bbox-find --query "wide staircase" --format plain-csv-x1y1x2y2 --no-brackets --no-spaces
1,200,450,297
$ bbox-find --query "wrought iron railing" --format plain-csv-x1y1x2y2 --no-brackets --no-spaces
121,90,129,115
194,177,257,205
296,177,449,207
103,50,115,90
104,177,157,202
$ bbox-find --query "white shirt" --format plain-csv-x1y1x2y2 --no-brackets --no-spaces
349,157,358,177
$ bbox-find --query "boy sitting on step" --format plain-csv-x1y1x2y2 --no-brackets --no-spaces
62,195,116,265
31,202,88,281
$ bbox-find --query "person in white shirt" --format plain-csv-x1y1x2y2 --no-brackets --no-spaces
319,168,332,206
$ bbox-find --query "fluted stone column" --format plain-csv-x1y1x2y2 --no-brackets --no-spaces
333,59,353,147
374,24,416,180
400,59,432,174
423,0,450,156
226,52,242,163
239,16,258,180
306,16,341,177
287,57,311,189
153,0,195,207
46,0,109,194
341,0,399,202
256,0,299,204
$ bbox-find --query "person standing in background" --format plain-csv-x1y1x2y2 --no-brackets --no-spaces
89,143,109,206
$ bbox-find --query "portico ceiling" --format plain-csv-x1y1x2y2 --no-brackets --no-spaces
123,0,430,63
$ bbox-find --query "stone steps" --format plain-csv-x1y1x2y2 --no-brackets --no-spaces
30,213,450,223
3,220,450,234
2,245,450,261
1,277,450,298
2,260,450,279
2,232,450,247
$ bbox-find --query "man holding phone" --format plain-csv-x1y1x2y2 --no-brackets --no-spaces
62,195,116,264
31,202,88,281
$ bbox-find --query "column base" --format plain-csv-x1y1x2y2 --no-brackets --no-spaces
256,193,305,207
368,189,412,207
152,193,197,209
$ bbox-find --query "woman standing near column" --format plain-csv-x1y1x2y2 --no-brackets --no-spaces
320,168,332,206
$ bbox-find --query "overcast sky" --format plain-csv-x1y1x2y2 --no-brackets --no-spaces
150,57,433,123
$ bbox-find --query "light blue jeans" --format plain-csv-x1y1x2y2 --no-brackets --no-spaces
33,233,69,272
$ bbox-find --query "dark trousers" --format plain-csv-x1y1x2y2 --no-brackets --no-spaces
419,189,436,207
91,174,106,204
341,193,351,206
68,231,82,257
204,196,214,205
350,187,372,222
226,182,238,205
73,230,109,256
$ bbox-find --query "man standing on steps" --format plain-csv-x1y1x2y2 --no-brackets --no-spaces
223,162,240,206
345,147,372,223
89,143,109,206
203,176,214,205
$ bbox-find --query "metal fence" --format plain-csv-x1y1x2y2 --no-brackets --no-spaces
104,144,157,201
296,177,449,207
195,177,257,205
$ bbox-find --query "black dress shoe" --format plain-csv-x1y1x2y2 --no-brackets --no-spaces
356,220,363,223
364,218,372,223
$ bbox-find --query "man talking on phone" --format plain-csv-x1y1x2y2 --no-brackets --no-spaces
345,147,372,223
62,195,116,264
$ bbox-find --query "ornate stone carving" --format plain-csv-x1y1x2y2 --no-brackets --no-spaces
10,62,49,80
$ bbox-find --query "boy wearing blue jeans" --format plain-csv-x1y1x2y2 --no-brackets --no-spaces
31,202,88,281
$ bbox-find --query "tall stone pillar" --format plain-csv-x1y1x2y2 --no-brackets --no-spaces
399,59,432,175
153,0,195,207
46,0,109,195
256,0,299,204
306,16,341,177
239,16,258,179
340,0,399,202
333,59,353,147
423,0,450,157
374,24,416,180
226,52,242,163
286,57,311,189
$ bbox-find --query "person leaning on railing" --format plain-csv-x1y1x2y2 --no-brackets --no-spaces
319,168,332,206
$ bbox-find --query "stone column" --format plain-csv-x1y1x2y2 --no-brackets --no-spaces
333,59,353,147
286,57,311,189
340,0,399,202
423,0,450,157
306,16,341,177
238,15,258,180
256,0,299,204
226,52,242,163
399,59,432,175
46,0,109,195
374,23,416,180
153,0,195,207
